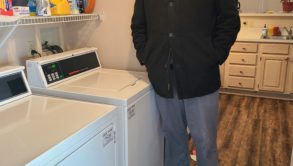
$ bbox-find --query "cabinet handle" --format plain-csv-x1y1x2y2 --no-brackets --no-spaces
239,71,244,74
242,47,247,51
238,82,242,86
241,59,246,62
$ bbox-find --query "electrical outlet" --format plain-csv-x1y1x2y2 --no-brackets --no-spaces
26,41,34,58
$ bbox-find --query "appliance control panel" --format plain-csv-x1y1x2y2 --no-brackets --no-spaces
41,51,100,84
42,63,64,84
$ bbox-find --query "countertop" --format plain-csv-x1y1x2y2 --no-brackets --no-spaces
237,38,293,44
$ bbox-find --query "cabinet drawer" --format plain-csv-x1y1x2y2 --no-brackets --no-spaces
260,44,289,55
228,65,256,77
231,42,258,53
229,53,257,65
227,76,255,89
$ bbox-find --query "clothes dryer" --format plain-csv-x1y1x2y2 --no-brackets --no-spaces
26,47,164,166
0,66,118,166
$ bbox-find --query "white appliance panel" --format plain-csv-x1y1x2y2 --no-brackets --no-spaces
57,124,116,166
26,48,164,166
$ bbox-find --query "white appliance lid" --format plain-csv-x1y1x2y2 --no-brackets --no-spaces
0,95,116,166
49,69,150,105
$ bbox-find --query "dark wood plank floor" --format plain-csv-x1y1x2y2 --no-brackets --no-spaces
189,94,293,166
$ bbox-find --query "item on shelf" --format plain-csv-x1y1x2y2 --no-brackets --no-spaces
77,0,84,13
261,24,268,39
68,0,79,14
28,0,37,16
12,0,28,6
0,0,13,16
273,26,281,36
36,0,51,16
84,0,95,13
283,26,293,39
281,0,293,13
31,49,42,58
268,26,274,37
42,41,63,55
12,6,29,16
50,0,70,15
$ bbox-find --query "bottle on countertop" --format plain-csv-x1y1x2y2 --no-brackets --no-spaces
261,24,268,39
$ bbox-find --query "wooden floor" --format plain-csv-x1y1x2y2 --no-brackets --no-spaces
189,94,293,166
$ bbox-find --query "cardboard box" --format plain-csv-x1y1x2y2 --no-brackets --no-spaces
13,6,30,16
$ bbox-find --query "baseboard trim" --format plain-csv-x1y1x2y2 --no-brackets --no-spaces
220,88,293,101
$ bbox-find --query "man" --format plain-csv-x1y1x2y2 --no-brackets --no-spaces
131,0,240,165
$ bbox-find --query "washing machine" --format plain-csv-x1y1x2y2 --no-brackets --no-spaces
26,47,164,166
0,66,118,166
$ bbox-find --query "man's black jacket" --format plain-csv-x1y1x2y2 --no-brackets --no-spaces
131,0,240,99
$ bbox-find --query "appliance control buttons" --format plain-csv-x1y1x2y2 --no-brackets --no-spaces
55,72,59,79
47,74,52,82
51,73,56,80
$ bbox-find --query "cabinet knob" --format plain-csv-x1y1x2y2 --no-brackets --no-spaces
242,47,247,51
238,82,242,86
239,71,244,74
241,59,245,62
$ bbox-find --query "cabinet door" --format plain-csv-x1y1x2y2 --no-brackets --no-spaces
285,60,293,94
220,64,225,87
258,55,288,92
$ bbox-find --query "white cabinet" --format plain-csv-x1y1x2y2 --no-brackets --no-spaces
258,55,288,92
285,46,293,94
258,43,290,92
286,60,293,94
222,42,293,98
220,64,225,87
224,42,258,90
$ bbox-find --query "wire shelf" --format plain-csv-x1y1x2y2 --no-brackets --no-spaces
0,14,99,27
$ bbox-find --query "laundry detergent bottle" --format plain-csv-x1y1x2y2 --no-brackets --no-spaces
36,0,51,16
50,0,70,15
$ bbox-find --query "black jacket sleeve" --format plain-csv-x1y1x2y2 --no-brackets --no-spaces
213,0,241,65
131,0,147,65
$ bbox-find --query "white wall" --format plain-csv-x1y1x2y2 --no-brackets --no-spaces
0,0,144,71
238,16,293,39
63,0,145,71
0,26,36,66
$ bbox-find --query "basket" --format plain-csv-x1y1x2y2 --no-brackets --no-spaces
282,1,293,13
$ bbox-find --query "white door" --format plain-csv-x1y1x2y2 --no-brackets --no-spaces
258,55,288,92
285,60,293,94
220,64,225,87
57,124,117,166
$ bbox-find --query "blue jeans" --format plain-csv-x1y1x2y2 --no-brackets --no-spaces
155,84,219,166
